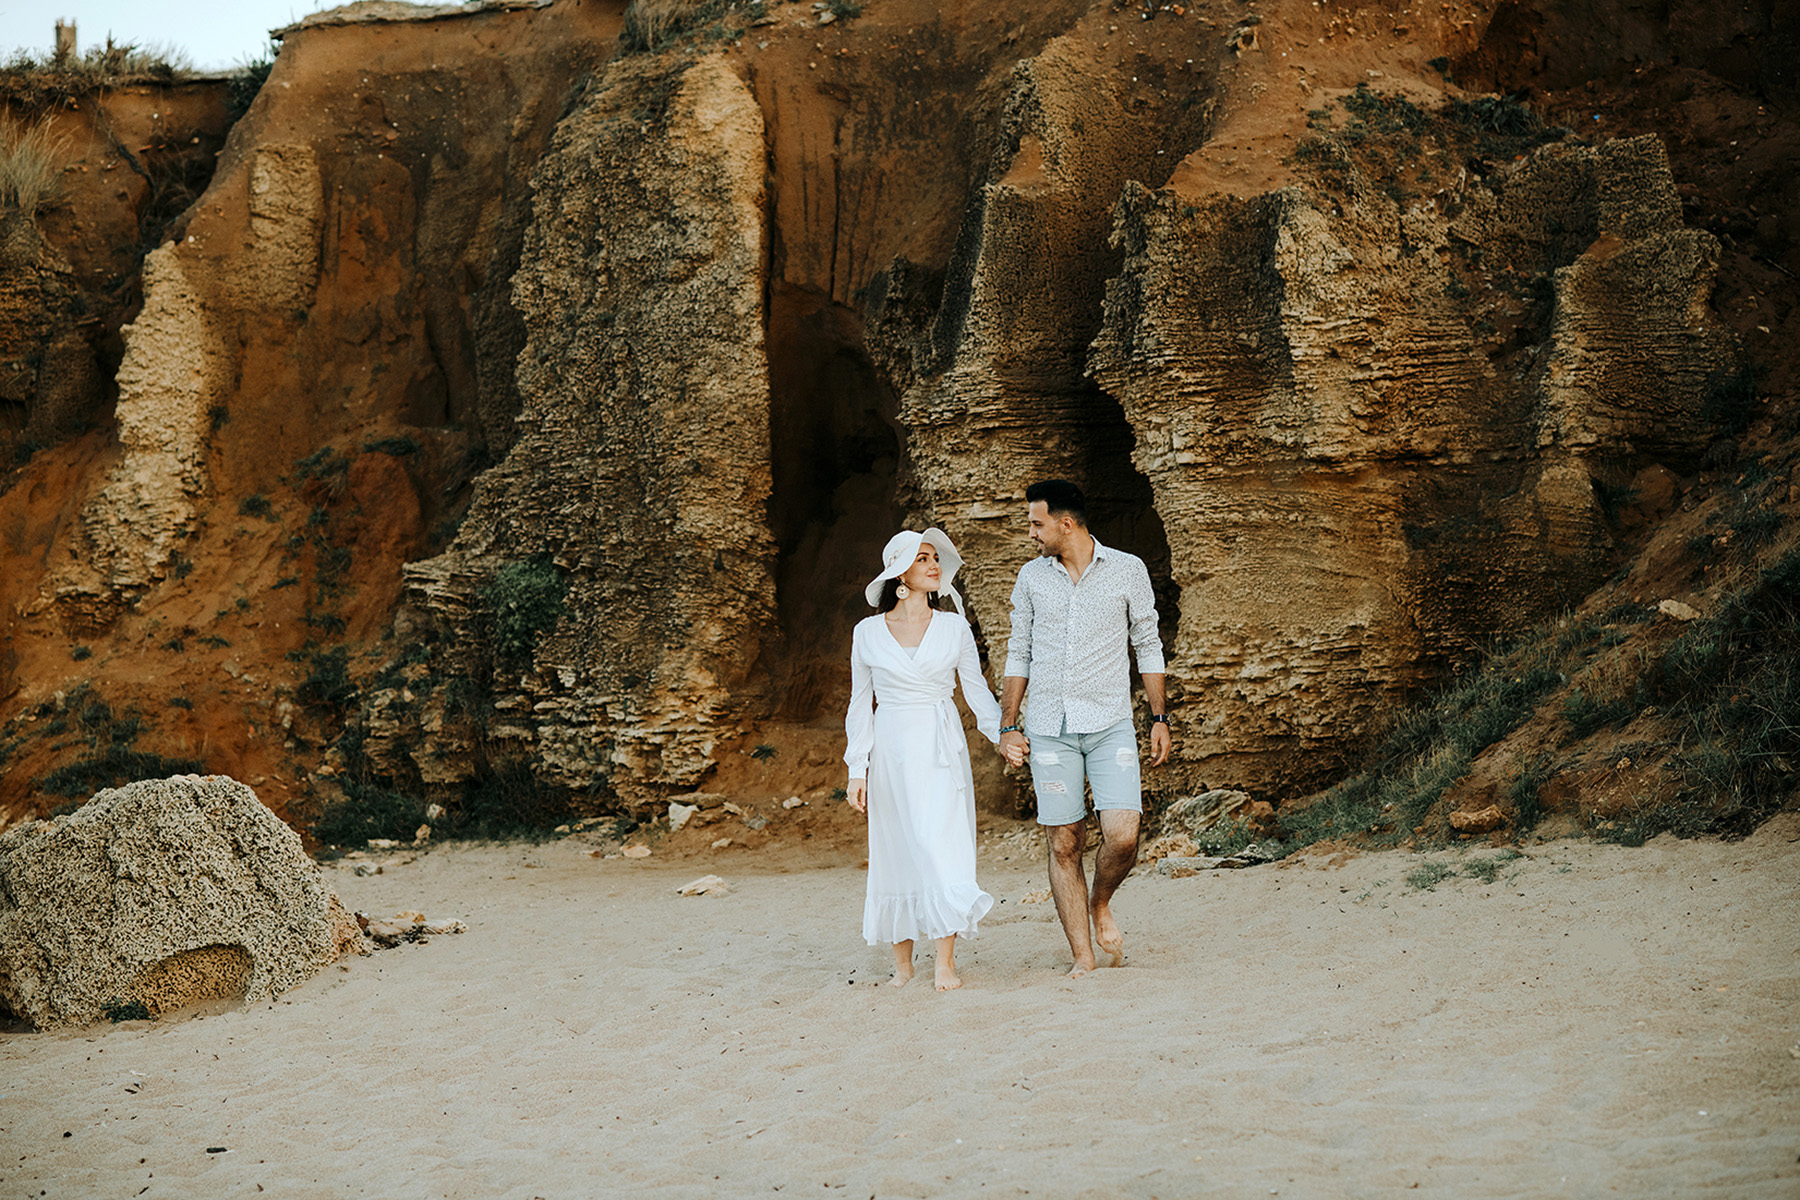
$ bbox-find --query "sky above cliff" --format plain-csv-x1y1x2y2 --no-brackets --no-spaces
2,0,342,71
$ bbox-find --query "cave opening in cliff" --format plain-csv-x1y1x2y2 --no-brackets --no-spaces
1070,383,1181,651
765,283,906,721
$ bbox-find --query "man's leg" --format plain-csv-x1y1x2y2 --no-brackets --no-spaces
1084,719,1144,966
1046,820,1096,977
1089,809,1140,965
1030,727,1094,977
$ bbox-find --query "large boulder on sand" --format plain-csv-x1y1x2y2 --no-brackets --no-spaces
0,775,367,1030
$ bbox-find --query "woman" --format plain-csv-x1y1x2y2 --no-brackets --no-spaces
845,528,1002,991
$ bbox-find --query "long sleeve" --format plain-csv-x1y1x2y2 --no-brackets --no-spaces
1002,568,1034,678
1126,558,1166,675
844,624,875,778
956,620,1003,744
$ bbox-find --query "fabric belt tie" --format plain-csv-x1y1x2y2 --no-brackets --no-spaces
884,695,960,769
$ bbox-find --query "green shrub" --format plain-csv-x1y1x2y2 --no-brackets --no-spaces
1640,548,1800,837
483,554,567,664
227,40,278,121
1507,756,1553,831
1563,688,1632,738
451,760,573,838
238,494,275,520
312,780,427,846
35,688,203,798
1406,861,1455,890
298,646,356,712
363,436,419,457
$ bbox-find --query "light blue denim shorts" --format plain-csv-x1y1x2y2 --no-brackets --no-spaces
1028,718,1142,826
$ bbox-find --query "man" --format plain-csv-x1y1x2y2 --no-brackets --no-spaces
998,480,1170,978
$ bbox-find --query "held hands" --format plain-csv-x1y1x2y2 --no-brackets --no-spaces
998,730,1029,768
846,779,868,815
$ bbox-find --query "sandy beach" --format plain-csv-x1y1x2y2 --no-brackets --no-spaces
4,815,1797,1199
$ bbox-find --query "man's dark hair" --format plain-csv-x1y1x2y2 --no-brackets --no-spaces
1026,479,1087,525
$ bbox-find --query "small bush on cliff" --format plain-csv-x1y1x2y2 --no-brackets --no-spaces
228,40,279,122
312,780,426,846
483,554,567,665
1630,547,1800,840
453,760,574,839
0,115,64,217
623,0,734,52
34,686,202,798
1,38,190,93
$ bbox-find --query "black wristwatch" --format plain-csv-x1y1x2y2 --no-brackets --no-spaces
999,725,1022,735
1148,714,1170,726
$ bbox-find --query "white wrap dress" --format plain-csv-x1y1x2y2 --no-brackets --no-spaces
844,610,1001,946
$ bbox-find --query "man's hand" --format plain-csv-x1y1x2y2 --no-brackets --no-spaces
999,730,1030,768
846,779,867,814
1148,721,1171,767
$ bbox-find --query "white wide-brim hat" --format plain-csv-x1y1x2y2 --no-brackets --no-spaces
864,527,965,615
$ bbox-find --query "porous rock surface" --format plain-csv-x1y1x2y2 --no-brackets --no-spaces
1088,135,1734,794
0,775,365,1030
386,54,775,801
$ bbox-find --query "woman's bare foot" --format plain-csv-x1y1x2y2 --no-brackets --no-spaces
1065,958,1096,979
890,940,914,987
934,934,962,991
1092,901,1124,967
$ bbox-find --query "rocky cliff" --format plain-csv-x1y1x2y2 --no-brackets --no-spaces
0,0,1791,833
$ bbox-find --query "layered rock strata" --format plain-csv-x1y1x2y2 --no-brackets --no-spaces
1088,135,1735,793
0,775,365,1030
388,54,774,801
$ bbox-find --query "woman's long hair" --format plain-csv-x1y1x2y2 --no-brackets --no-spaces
877,577,945,614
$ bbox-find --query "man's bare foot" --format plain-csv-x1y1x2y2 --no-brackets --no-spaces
889,962,914,988
1065,958,1096,979
935,963,962,991
1092,901,1124,966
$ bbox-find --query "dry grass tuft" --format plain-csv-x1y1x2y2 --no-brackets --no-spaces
0,116,66,216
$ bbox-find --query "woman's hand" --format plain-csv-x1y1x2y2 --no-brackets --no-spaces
846,779,867,814
999,730,1029,768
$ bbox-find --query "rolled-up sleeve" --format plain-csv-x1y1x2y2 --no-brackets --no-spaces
843,625,874,778
1003,570,1034,678
1126,559,1165,675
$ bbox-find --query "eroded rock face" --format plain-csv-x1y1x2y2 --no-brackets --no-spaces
0,775,365,1030
390,54,774,801
1089,135,1735,794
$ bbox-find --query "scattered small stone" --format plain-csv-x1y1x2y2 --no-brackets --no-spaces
744,815,768,831
782,796,806,809
1218,843,1277,868
367,839,400,850
1658,599,1702,622
413,824,431,843
426,803,447,821
1158,855,1227,877
1449,805,1505,834
353,862,382,877
1020,889,1051,904
675,874,730,897
623,845,651,858
711,837,732,849
669,802,699,832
